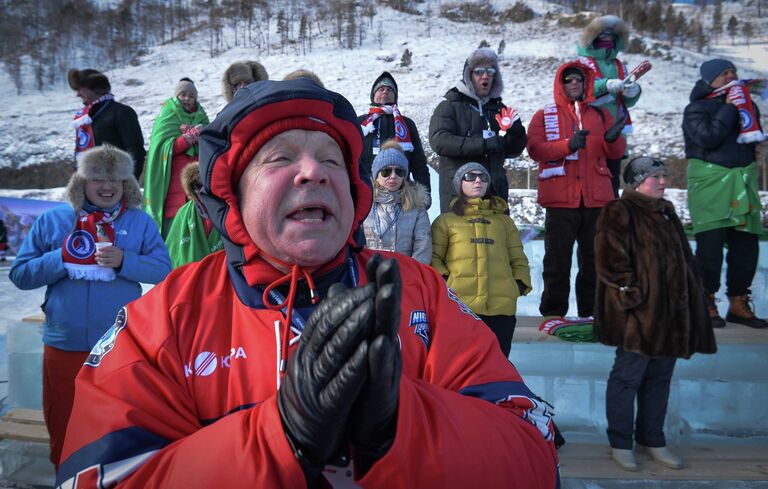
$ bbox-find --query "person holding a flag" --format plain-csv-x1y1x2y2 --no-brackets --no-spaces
9,145,170,469
429,47,527,213
683,58,767,329
359,72,431,198
576,15,644,197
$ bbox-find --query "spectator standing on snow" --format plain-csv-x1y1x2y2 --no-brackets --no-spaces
683,58,767,329
594,156,716,472
429,47,527,213
144,78,209,237
527,61,626,319
359,72,431,197
431,162,531,356
68,68,146,180
362,141,432,264
576,15,642,197
9,145,170,469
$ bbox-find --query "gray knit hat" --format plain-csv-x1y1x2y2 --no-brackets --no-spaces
453,162,490,195
372,141,409,178
623,156,666,188
699,58,736,85
175,77,197,98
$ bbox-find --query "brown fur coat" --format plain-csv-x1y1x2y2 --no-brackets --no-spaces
594,189,717,359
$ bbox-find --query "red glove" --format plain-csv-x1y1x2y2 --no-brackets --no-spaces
495,107,519,135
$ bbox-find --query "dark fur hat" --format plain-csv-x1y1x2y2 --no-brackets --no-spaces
67,68,111,95
180,161,202,201
222,61,269,102
65,145,142,212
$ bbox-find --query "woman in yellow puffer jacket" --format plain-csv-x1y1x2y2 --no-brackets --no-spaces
431,162,532,357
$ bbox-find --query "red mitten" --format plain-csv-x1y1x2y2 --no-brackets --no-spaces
495,107,519,134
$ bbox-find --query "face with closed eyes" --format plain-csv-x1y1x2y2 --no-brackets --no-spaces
237,129,354,270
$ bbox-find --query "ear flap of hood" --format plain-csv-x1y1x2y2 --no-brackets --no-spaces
198,78,371,268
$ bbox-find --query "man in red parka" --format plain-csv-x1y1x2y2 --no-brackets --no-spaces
58,79,559,488
527,61,626,319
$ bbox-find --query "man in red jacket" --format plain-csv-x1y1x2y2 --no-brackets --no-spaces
58,79,559,488
527,61,626,319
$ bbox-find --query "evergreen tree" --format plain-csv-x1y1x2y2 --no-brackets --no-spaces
712,0,723,43
693,20,708,53
664,4,677,43
647,0,663,35
675,11,688,47
742,21,753,47
400,48,412,71
727,15,738,45
498,39,506,58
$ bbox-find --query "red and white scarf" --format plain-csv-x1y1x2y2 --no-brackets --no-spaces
707,80,766,144
62,200,125,281
73,93,115,160
360,104,414,151
539,103,582,180
578,56,633,135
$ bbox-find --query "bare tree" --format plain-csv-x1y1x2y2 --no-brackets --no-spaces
712,0,723,43
375,21,385,49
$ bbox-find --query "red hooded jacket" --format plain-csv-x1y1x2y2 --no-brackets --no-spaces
527,61,626,209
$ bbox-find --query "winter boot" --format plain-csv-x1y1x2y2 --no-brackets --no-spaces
707,293,726,329
637,444,684,470
611,448,639,472
726,294,768,329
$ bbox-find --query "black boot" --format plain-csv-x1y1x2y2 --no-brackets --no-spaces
707,293,726,329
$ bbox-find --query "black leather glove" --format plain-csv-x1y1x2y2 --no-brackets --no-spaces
568,130,590,152
277,282,376,483
350,255,403,477
604,115,627,143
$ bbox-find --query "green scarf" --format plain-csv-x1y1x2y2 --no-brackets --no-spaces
144,97,209,230
687,159,764,236
165,200,223,269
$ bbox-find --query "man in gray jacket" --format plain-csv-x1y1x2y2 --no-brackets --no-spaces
429,47,526,212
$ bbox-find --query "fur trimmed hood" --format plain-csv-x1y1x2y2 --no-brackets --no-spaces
67,68,111,95
578,15,629,50
460,47,503,101
180,161,202,200
221,61,269,102
65,145,142,212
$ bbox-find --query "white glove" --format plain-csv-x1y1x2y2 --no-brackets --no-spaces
623,82,641,98
605,79,624,95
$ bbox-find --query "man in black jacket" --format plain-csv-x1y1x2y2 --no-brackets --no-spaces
358,72,431,201
683,58,766,329
68,68,146,180
429,48,526,212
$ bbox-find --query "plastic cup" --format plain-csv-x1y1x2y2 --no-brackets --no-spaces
95,241,113,250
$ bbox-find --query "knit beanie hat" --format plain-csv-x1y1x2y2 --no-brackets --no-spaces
453,162,490,195
175,78,198,98
561,66,585,82
699,58,736,85
623,156,666,188
370,72,398,104
371,141,408,178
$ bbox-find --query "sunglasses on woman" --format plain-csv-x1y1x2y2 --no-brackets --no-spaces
462,172,489,182
380,167,406,178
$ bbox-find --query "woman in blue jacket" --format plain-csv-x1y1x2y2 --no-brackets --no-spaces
10,145,171,470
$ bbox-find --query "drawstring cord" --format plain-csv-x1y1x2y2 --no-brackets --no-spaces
262,261,320,374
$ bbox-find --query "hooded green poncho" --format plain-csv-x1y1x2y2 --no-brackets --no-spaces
165,200,223,269
144,97,209,231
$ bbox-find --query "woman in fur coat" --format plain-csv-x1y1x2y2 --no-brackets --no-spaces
431,162,531,356
362,141,432,264
594,156,717,473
